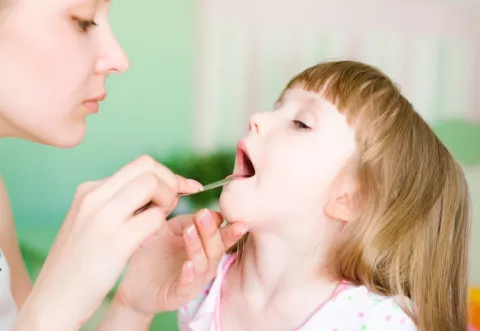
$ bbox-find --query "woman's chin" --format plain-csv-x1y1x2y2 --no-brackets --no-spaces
43,123,86,148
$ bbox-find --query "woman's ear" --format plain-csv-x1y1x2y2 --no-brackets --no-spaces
324,171,361,223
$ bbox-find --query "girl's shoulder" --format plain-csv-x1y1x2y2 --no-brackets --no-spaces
303,283,417,331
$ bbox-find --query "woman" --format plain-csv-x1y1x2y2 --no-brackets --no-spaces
0,0,247,329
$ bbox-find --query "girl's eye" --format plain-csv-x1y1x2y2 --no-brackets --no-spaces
74,18,97,33
292,120,311,131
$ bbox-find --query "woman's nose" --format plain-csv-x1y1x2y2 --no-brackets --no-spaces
95,30,130,75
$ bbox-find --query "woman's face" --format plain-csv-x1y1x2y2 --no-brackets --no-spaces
0,0,129,147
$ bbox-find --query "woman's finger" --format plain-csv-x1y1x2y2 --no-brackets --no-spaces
97,172,174,224
83,155,202,210
167,213,195,236
219,222,248,250
168,209,223,236
48,180,104,254
179,261,195,288
136,174,180,215
183,225,208,276
167,197,180,215
174,174,203,195
194,210,229,272
120,206,166,254
166,260,196,309
204,210,224,227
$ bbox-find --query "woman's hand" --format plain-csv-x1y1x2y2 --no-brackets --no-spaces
108,209,247,322
97,209,248,331
14,155,202,331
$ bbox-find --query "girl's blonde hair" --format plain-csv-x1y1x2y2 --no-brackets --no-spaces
229,60,471,331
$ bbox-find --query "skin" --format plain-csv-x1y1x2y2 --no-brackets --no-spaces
219,88,360,330
0,0,247,329
0,179,31,308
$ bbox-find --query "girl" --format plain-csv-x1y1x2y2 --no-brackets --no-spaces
178,60,471,331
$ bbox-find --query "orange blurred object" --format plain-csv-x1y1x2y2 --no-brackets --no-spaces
471,287,480,330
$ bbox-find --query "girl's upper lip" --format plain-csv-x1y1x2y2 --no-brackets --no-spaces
237,140,251,162
235,139,256,177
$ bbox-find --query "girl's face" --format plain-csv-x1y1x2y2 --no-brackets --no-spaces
0,0,129,147
220,88,357,232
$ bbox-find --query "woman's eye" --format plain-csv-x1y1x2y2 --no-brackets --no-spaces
292,120,311,130
74,18,97,33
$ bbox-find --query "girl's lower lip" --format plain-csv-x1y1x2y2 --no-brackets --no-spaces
226,174,241,182
83,101,99,113
227,174,251,181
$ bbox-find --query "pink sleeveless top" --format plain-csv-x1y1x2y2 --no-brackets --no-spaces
178,254,416,331
0,250,17,330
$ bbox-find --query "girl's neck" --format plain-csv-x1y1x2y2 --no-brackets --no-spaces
228,230,339,310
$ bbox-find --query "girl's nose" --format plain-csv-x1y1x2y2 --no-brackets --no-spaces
249,112,268,135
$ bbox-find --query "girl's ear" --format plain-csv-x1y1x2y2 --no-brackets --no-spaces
324,170,361,223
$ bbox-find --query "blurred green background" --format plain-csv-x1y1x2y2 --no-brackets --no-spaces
0,0,479,330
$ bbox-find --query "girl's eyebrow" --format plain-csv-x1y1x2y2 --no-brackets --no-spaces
274,95,316,108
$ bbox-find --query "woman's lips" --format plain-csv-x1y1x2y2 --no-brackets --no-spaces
83,93,106,113
83,101,99,113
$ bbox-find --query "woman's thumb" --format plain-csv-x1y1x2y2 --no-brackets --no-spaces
121,206,166,253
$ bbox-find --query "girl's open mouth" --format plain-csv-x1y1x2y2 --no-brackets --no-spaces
233,140,256,179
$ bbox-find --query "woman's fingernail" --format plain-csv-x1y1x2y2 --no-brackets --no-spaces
187,179,203,190
184,260,194,274
238,224,248,235
186,225,198,241
198,209,213,227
